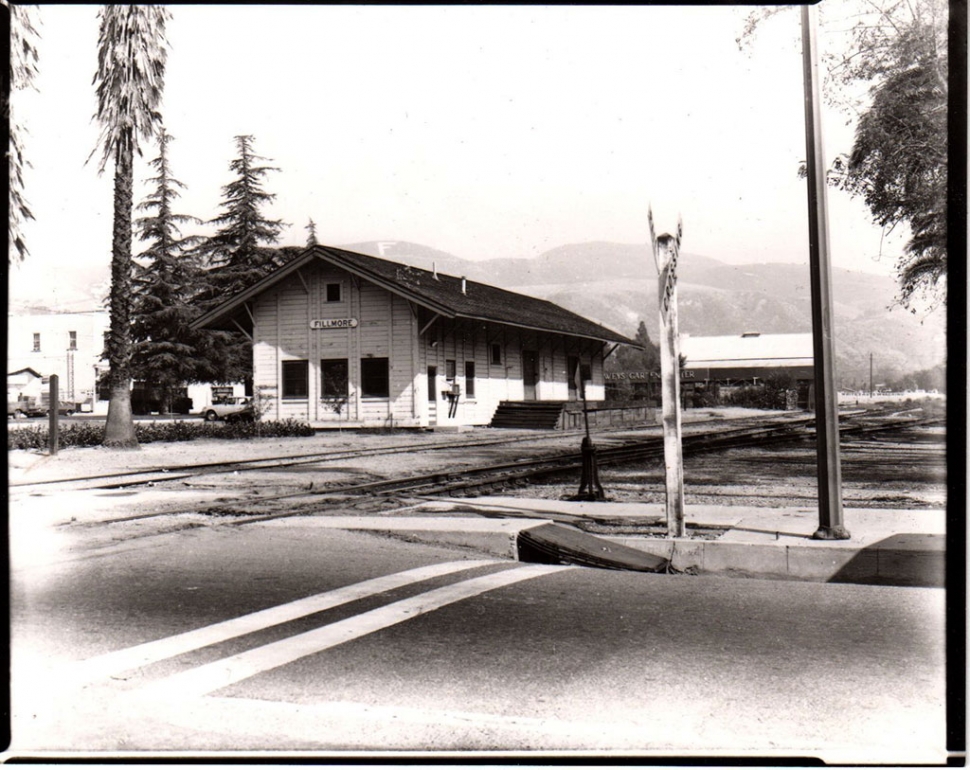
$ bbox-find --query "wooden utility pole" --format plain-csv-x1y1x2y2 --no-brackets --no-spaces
649,208,685,537
801,4,849,540
48,374,59,456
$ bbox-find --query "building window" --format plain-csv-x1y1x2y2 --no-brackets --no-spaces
32,333,40,352
321,358,348,398
491,344,502,365
361,357,389,398
69,331,77,350
465,361,476,398
282,360,309,398
445,359,456,380
326,283,341,302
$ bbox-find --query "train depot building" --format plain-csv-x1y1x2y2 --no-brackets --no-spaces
193,245,637,429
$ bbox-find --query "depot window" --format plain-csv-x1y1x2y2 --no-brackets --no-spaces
360,357,389,398
491,344,502,365
325,283,341,302
465,361,476,397
282,360,309,399
321,358,348,399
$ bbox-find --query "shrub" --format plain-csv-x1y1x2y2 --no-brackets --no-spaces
7,418,315,451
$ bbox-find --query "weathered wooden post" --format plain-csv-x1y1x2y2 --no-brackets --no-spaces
575,365,605,501
48,374,59,456
649,209,685,537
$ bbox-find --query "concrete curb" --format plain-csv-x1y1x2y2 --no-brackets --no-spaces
606,533,945,586
393,499,946,587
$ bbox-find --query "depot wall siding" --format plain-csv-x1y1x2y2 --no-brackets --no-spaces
248,261,615,428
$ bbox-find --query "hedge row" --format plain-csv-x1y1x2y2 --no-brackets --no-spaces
7,418,315,451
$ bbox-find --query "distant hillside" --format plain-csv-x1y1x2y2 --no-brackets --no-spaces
20,238,943,387
488,244,944,388
472,242,723,286
341,241,472,278
339,240,945,385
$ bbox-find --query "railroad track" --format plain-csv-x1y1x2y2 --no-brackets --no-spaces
58,410,940,528
10,410,818,493
9,428,600,491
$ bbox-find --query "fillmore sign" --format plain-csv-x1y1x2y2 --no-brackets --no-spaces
310,318,358,330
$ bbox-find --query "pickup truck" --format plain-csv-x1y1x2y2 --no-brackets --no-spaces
8,399,47,418
200,397,254,423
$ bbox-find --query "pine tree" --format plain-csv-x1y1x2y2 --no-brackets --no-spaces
90,5,170,448
130,130,217,411
604,320,661,402
200,134,285,301
196,135,285,385
306,218,319,248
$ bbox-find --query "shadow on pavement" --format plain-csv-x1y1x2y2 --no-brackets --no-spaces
828,533,945,587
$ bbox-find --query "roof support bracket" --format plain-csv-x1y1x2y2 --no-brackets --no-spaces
295,269,309,294
231,317,254,343
420,313,440,337
603,343,619,361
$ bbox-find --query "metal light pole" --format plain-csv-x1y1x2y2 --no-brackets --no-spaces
801,4,849,539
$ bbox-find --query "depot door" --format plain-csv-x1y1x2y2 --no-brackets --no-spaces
522,351,538,401
427,366,438,425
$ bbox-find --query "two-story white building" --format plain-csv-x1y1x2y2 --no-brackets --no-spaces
7,310,109,411
7,309,246,415
192,245,637,429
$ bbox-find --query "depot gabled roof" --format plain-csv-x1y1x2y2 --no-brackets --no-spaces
191,244,637,346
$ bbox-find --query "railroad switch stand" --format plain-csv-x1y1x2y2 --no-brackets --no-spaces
575,435,606,501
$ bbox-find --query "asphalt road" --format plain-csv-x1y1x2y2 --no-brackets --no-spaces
9,518,947,762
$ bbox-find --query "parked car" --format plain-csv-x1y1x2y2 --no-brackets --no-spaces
8,399,50,418
201,397,254,423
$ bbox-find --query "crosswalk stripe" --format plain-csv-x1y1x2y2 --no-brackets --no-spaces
70,559,500,684
141,563,571,699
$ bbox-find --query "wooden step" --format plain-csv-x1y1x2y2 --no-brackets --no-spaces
489,401,567,430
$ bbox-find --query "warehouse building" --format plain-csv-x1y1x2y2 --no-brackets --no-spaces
192,245,637,428
680,331,814,407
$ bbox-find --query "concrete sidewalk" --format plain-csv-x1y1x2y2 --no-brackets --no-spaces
303,497,946,587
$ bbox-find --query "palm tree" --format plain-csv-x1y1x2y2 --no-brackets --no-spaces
90,5,170,447
9,4,41,263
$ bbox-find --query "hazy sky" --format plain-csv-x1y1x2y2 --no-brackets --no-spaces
10,4,908,310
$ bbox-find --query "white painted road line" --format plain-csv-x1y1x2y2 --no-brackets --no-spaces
69,559,500,684
142,563,572,699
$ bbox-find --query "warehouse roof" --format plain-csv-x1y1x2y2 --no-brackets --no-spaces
192,244,637,345
681,332,814,369
8,367,42,379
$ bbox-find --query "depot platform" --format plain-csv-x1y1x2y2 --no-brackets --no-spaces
291,497,946,587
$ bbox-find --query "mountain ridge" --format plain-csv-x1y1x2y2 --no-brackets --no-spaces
345,240,945,386
11,239,944,388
